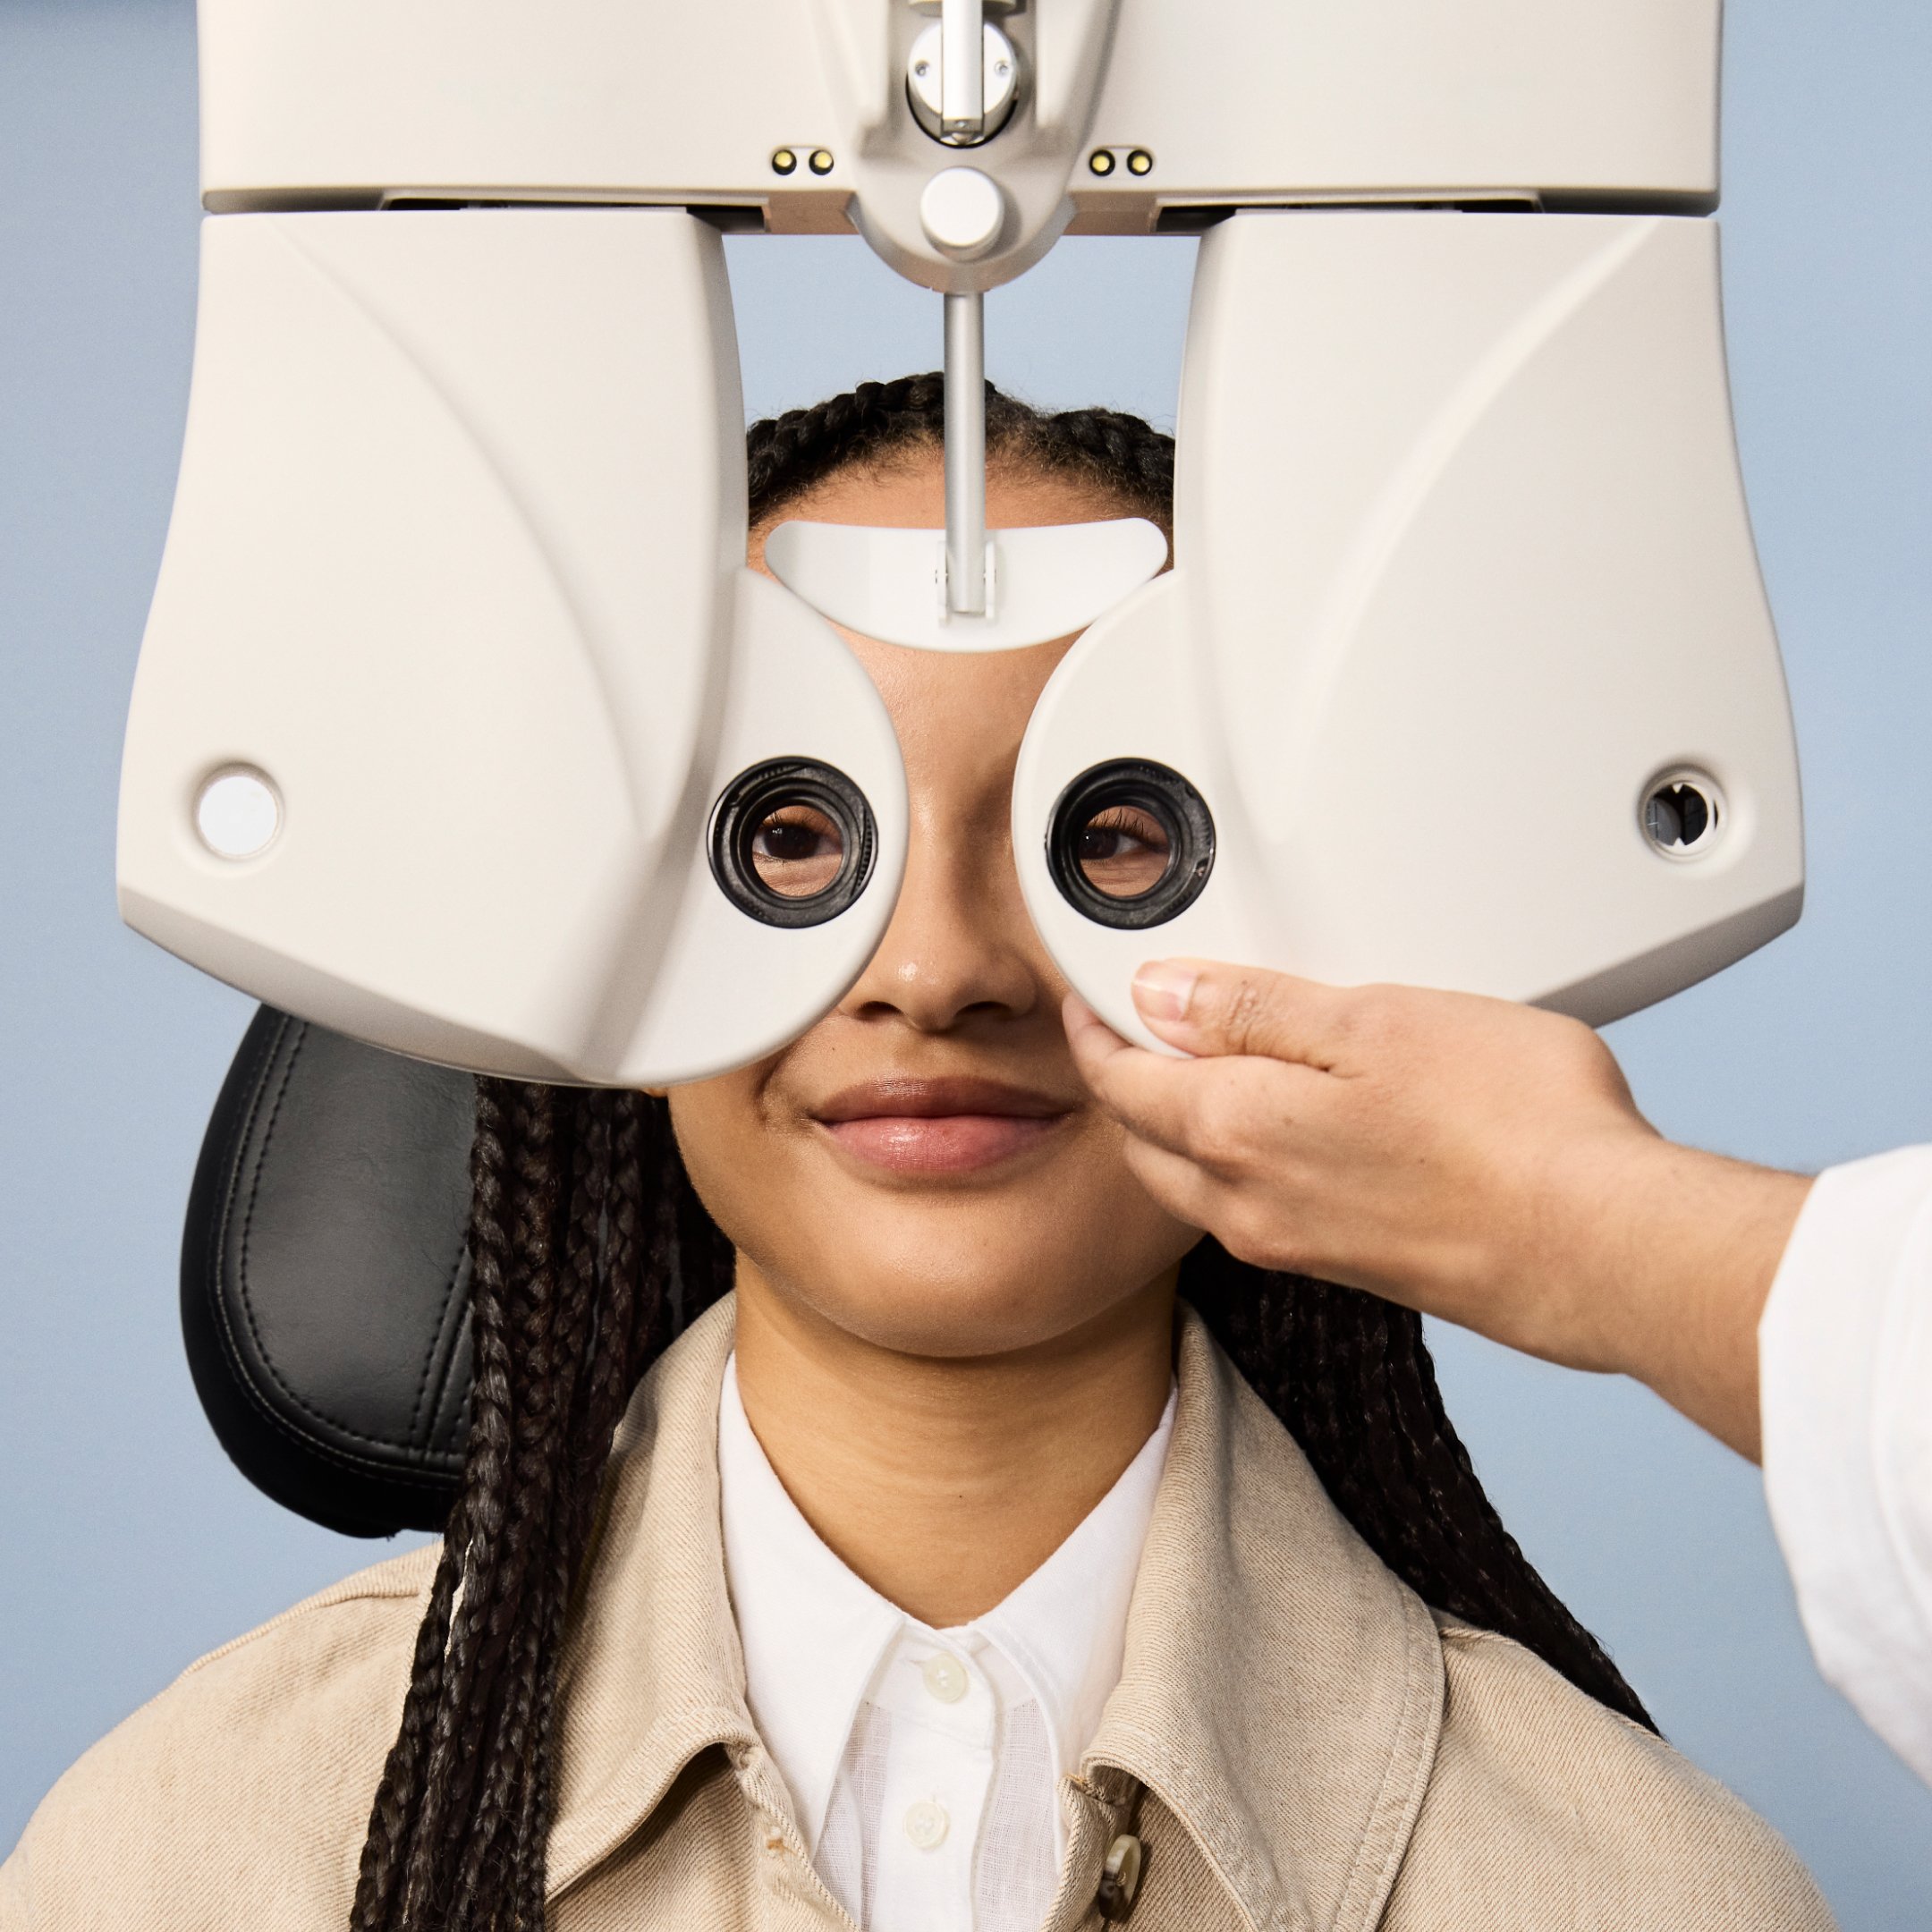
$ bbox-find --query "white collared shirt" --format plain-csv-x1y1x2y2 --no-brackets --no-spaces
718,1356,1176,1932
1760,1146,1932,1785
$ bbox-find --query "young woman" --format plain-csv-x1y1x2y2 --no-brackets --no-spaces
3,377,1833,1932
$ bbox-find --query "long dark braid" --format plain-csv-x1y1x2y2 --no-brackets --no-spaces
350,1087,734,1932
352,370,1648,1932
1182,1244,1648,1725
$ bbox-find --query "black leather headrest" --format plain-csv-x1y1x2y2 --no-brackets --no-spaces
182,1007,476,1537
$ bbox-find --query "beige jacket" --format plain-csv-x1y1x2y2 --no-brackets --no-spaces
4,1300,1833,1932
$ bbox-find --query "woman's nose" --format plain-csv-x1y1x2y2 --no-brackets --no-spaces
837,812,1042,1033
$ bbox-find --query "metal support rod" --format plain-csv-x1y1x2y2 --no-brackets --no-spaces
941,0,986,142
945,290,987,617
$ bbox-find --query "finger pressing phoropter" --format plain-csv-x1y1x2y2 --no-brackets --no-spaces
1117,1129,1328,1279
1063,994,1326,1167
1112,1131,1232,1233
1130,958,1352,1068
1063,994,1216,1159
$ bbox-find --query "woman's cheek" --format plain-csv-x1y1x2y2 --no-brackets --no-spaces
665,1076,782,1244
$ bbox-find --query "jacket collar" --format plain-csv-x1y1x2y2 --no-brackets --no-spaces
542,1297,1443,1930
1080,1312,1444,1932
546,1296,767,1896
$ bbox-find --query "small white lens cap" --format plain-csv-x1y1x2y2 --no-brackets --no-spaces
195,767,282,860
919,167,1005,260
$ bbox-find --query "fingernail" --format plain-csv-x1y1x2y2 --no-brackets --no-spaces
1132,960,1198,1024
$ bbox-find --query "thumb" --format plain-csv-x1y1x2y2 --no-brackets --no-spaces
1131,958,1346,1067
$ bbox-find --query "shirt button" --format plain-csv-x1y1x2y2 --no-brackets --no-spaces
921,1653,968,1703
903,1800,950,1851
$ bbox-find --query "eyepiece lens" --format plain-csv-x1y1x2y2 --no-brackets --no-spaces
750,801,846,899
710,758,877,928
1046,760,1214,930
1074,801,1174,901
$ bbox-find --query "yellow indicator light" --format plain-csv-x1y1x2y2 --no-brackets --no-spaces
1126,148,1154,176
1088,149,1116,177
809,148,835,175
771,148,798,175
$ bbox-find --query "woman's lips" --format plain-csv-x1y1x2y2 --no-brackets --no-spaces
825,1113,1064,1174
812,1079,1074,1175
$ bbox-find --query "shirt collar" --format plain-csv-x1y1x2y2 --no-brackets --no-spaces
716,1352,1177,1851
971,1380,1174,1780
716,1354,902,1850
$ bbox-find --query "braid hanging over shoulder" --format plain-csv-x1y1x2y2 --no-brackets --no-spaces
354,369,1648,1932
350,1085,736,1932
1182,1246,1650,1727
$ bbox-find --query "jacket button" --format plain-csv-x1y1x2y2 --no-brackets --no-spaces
1097,1833,1144,1920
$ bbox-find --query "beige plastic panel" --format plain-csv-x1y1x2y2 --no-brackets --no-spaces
117,209,907,1085
199,2,840,213
1084,0,1718,211
199,1,1720,259
1013,212,1801,1050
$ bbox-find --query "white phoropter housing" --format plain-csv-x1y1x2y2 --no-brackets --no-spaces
1013,209,1799,1048
117,0,1801,1080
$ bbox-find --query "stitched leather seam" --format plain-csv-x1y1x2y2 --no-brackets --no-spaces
423,1287,473,1455
206,1287,462,1486
203,1011,289,1298
213,1386,462,1487
199,1018,458,1495
404,1231,468,1451
225,1023,459,1455
204,1011,297,1403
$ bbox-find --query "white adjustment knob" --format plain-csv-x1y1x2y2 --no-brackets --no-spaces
919,167,1005,260
194,766,282,860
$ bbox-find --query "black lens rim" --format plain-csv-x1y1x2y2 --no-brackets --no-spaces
708,758,877,928
1046,758,1216,930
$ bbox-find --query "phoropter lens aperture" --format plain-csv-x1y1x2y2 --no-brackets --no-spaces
1046,759,1215,930
709,758,877,928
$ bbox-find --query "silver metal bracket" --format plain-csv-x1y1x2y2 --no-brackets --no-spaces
944,289,987,615
907,16,1021,147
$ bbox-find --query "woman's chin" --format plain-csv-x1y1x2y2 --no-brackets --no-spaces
795,1274,1114,1362
763,1196,1195,1362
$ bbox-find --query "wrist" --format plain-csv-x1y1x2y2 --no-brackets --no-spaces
1480,1125,1670,1373
1381,1123,1661,1370
1547,1137,1810,1457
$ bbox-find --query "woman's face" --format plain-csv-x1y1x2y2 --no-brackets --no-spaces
668,453,1199,1360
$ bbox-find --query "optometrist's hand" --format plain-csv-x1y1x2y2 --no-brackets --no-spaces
1064,963,1812,1461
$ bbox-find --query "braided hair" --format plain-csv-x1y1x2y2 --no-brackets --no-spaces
745,369,1175,530
351,374,1649,1932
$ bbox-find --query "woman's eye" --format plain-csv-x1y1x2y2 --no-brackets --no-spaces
750,805,845,899
1074,805,1172,900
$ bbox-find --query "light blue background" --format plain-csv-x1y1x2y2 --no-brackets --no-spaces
3,2,1928,1921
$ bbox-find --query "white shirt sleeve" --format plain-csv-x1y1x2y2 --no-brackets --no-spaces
1759,1145,1932,1784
